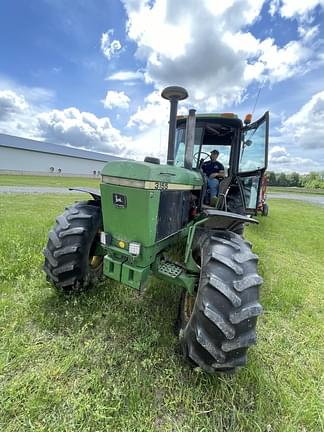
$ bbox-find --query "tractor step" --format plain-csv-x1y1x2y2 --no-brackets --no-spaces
158,261,183,278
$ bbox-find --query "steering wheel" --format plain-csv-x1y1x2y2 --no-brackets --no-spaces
193,151,210,163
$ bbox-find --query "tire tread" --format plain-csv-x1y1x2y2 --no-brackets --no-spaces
180,230,263,373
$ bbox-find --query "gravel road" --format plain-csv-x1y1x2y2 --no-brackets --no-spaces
0,186,79,194
267,192,324,206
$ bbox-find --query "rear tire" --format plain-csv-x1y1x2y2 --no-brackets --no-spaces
43,201,103,292
261,203,269,216
179,230,263,373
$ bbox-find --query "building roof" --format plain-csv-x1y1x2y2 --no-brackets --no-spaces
0,133,125,162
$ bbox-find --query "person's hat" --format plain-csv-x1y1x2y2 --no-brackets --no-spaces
210,149,219,154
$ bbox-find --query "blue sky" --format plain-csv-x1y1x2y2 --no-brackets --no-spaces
0,0,324,172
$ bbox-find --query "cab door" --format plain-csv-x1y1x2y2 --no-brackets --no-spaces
237,112,269,214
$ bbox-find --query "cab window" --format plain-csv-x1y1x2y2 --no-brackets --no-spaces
239,120,267,172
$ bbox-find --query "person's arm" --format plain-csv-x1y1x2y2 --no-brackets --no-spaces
209,162,225,179
209,170,224,179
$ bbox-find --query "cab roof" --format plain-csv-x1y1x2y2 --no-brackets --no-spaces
177,113,243,128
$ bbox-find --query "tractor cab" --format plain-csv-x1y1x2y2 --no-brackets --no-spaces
174,111,269,215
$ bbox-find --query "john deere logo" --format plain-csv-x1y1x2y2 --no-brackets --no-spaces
113,193,127,208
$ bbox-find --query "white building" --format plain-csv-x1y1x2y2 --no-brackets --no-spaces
0,133,125,176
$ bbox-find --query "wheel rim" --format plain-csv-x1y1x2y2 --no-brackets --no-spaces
89,255,103,269
89,231,103,272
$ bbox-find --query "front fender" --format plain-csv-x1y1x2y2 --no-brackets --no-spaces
68,187,101,200
184,210,258,270
200,209,258,231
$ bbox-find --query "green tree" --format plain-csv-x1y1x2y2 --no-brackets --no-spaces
277,172,288,186
289,172,300,187
268,171,277,186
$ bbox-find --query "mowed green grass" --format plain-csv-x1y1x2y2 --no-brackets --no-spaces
0,174,100,188
0,195,323,432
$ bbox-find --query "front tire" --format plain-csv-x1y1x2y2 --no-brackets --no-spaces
179,230,263,373
43,201,103,292
226,189,245,235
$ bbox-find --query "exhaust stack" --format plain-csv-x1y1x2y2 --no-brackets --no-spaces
184,109,196,170
161,86,188,165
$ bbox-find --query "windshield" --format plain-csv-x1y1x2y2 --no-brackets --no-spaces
175,123,232,171
197,144,230,170
175,126,203,167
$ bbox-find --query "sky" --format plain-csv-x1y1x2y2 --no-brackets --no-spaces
0,0,324,173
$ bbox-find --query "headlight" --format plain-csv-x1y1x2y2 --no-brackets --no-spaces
100,232,112,245
100,232,106,244
129,242,141,256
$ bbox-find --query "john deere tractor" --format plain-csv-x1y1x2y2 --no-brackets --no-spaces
44,87,269,373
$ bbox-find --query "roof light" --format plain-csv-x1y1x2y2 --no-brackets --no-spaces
244,114,252,125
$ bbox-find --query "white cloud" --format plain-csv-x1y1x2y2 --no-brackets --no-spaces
122,0,267,110
106,70,144,81
256,39,313,82
37,107,129,154
269,0,280,16
269,145,291,163
270,0,324,19
280,91,324,150
126,124,169,162
102,90,130,109
269,145,319,172
0,80,132,156
100,29,122,60
0,90,28,120
0,81,54,137
224,33,314,83
298,24,320,41
121,0,323,131
127,90,170,130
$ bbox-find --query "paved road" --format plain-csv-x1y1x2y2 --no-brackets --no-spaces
268,192,324,206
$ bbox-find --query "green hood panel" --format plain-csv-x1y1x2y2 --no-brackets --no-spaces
101,161,203,186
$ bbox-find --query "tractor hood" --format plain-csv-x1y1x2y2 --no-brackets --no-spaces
101,160,203,188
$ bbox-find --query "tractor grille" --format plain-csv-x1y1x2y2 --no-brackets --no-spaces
156,190,191,241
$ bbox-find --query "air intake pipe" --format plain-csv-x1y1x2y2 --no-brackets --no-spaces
161,86,188,165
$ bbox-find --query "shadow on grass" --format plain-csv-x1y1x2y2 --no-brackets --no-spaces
35,277,268,402
37,277,182,348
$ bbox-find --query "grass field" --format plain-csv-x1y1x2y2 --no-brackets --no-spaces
0,195,323,431
0,174,100,188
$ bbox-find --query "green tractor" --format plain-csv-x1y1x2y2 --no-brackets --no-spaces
43,87,269,373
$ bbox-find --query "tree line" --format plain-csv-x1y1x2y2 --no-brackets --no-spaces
267,171,324,189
